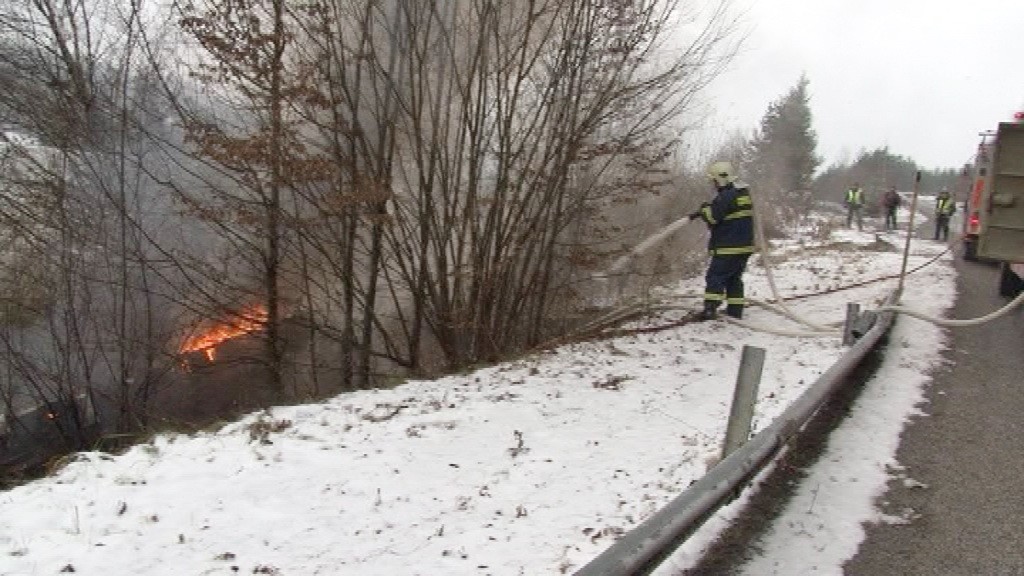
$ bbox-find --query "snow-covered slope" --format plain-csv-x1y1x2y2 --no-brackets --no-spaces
0,227,957,576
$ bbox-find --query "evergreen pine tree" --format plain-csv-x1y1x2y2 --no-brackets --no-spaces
814,148,961,206
745,75,821,231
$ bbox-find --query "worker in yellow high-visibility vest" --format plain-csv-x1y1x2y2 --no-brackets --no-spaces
935,188,956,241
845,183,864,230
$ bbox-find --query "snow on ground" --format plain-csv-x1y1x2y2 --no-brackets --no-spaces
731,305,951,576
658,226,959,575
0,221,958,576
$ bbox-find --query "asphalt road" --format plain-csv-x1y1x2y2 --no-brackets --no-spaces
844,256,1024,575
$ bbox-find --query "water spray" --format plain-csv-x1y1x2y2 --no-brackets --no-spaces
592,211,703,306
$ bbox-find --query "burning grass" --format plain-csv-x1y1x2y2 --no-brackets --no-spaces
180,304,268,361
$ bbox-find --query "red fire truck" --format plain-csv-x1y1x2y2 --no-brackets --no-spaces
962,113,1024,297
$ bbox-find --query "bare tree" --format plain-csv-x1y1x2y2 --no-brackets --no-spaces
0,0,183,442
364,0,738,367
1,0,740,430
265,0,740,378
173,0,310,397
267,0,740,376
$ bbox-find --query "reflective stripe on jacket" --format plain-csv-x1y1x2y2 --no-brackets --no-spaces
846,187,863,206
698,183,755,255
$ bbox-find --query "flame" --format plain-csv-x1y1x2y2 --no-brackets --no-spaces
180,304,268,361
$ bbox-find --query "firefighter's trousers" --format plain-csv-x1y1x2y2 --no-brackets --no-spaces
704,253,751,319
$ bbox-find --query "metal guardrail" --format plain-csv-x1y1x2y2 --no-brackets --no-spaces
575,291,900,576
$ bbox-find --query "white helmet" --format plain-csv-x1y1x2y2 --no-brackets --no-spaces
706,161,736,187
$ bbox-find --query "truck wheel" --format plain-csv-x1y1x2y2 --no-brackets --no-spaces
963,239,978,261
998,263,1023,297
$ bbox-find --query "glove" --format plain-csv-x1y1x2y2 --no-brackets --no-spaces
689,202,710,220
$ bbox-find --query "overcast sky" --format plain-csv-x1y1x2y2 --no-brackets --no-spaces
703,0,1024,171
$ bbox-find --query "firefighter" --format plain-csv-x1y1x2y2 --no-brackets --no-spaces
689,161,755,320
845,182,864,230
935,188,956,241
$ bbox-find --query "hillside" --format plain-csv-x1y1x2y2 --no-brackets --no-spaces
0,222,957,576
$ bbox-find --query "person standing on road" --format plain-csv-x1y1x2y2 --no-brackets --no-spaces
689,161,755,320
845,182,865,230
935,188,956,241
883,186,901,231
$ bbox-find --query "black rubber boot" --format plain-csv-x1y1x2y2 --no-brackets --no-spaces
726,304,743,319
698,301,718,321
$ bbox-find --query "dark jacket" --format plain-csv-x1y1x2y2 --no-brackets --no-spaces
698,183,755,255
884,190,901,210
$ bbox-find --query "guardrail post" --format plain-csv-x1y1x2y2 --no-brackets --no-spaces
843,303,861,346
722,345,765,459
573,292,901,576
851,310,879,340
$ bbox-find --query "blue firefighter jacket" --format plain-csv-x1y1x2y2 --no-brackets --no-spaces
698,183,755,255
